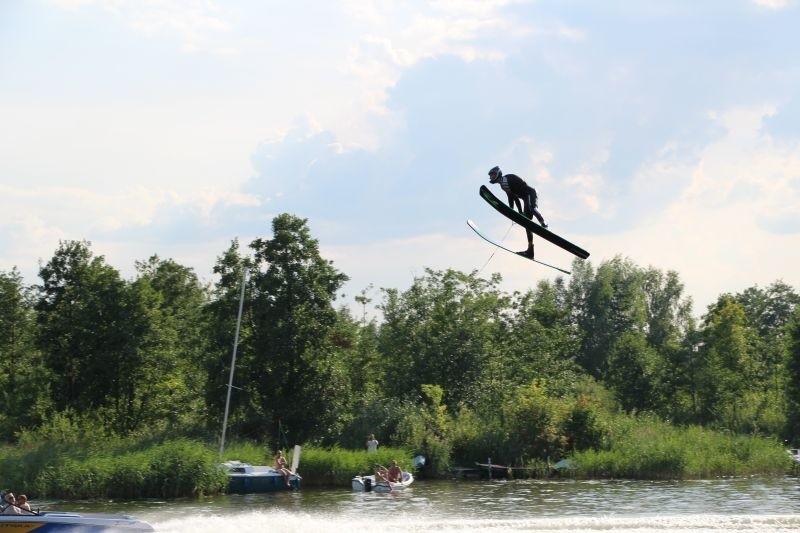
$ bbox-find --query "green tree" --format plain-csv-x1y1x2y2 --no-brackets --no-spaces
605,331,661,413
133,256,211,431
568,257,648,378
696,296,760,431
203,239,252,437
35,241,160,433
221,214,353,444
36,241,128,412
784,305,800,444
735,281,799,396
0,268,51,437
505,279,581,396
377,269,508,410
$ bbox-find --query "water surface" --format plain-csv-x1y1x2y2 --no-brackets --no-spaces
54,477,800,532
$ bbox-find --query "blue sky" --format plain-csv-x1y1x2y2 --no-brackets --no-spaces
2,0,799,315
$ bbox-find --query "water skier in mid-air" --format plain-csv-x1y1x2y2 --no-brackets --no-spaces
487,165,547,259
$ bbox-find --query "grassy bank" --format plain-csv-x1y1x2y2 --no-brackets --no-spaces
566,418,792,479
1,438,227,499
1,439,413,499
1,419,793,500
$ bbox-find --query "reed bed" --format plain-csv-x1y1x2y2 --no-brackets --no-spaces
567,418,791,479
1,439,227,499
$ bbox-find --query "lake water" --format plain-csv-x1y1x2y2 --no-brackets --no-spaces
54,477,800,532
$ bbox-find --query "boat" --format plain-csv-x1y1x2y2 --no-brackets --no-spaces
351,471,414,493
222,458,302,493
788,448,800,463
0,510,154,531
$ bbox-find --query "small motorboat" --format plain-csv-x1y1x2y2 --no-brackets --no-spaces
0,510,154,531
352,471,414,493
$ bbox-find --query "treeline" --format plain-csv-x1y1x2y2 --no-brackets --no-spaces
2,213,799,476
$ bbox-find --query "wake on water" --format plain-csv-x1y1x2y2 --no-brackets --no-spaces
148,510,800,533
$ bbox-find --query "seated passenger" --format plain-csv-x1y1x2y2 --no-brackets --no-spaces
2,493,20,515
275,450,292,487
17,494,31,513
388,460,403,483
374,464,390,483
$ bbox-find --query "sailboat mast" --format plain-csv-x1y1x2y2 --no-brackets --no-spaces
220,267,248,456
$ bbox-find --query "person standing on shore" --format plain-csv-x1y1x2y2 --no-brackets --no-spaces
366,433,379,452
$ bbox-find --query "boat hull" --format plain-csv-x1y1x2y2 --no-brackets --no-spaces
0,512,154,532
227,472,301,493
222,460,302,493
352,472,414,493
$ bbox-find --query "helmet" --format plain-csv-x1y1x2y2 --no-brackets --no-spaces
488,166,502,183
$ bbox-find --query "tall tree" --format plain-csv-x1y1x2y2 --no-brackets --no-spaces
605,331,661,413
641,267,697,422
133,256,211,431
204,239,252,436
0,268,51,437
783,306,800,444
35,240,157,433
377,269,508,410
36,241,126,412
506,278,581,396
735,281,799,396
568,257,648,378
225,214,353,444
696,296,759,430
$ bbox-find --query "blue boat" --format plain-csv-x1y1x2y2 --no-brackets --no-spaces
222,459,302,493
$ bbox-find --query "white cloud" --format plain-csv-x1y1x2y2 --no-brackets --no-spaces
608,103,800,311
752,0,793,10
48,0,234,54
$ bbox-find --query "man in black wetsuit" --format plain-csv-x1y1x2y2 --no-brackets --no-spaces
488,165,547,259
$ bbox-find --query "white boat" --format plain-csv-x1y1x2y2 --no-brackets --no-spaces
0,510,154,531
351,471,414,493
788,448,800,463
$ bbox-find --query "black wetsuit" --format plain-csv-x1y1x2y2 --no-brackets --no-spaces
498,174,546,227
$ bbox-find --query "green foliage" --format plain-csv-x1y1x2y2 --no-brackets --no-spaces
569,415,791,479
784,305,800,443
212,214,355,444
377,269,508,409
393,385,453,476
0,268,51,434
1,434,226,499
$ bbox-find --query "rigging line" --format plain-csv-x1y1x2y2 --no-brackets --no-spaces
477,222,516,274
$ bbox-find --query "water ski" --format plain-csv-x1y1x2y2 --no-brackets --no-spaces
467,220,571,275
479,185,590,259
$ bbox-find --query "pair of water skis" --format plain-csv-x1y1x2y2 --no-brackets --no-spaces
469,185,589,275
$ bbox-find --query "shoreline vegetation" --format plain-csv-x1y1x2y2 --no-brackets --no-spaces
1,422,793,500
2,216,800,502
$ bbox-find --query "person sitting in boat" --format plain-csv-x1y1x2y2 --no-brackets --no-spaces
374,464,390,483
275,450,292,487
1,492,21,514
388,460,403,483
16,494,31,513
